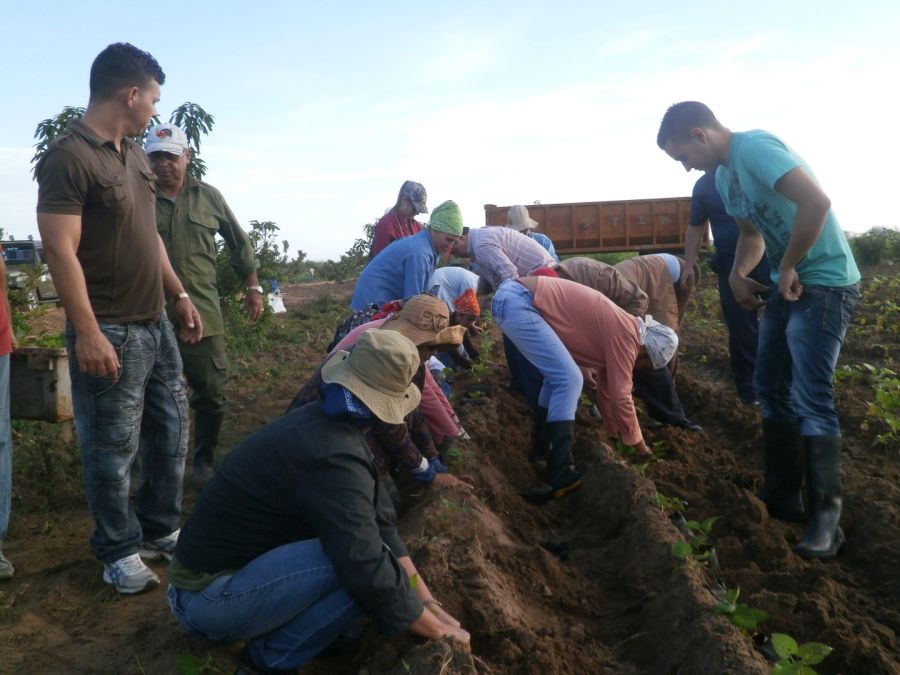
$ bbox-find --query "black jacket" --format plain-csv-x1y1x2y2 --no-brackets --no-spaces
173,402,422,634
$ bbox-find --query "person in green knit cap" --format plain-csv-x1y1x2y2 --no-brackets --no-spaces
350,199,466,310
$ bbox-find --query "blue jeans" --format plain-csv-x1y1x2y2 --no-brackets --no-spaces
67,314,188,563
754,284,859,436
0,354,11,544
715,251,770,401
167,539,365,671
502,334,545,408
492,281,582,422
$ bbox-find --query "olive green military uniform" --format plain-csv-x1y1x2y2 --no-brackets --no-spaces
156,174,258,475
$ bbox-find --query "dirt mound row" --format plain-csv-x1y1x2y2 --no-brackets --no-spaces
395,366,769,674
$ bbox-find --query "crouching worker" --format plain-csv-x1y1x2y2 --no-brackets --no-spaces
514,276,678,467
166,330,471,673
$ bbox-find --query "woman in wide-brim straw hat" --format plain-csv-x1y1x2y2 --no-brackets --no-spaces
320,330,422,425
287,294,474,490
167,328,471,672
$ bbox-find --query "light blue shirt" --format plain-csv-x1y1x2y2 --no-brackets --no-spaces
529,231,560,262
715,130,859,287
427,266,480,312
351,228,437,309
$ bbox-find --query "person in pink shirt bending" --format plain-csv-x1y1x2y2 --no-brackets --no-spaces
513,276,678,480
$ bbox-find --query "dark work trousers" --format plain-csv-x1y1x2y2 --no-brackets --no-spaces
632,366,686,425
714,251,771,403
503,334,544,408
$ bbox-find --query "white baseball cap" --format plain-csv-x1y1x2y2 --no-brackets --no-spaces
145,124,189,156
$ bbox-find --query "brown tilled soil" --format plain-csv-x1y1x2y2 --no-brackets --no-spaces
1,271,898,674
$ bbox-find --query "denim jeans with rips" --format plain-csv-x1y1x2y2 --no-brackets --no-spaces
492,280,582,422
754,283,859,436
167,539,365,670
66,313,188,563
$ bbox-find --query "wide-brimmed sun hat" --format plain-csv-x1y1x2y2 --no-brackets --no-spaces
637,315,679,370
382,294,466,346
506,204,539,232
321,329,421,424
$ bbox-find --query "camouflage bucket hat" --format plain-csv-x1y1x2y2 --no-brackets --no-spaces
429,200,464,236
400,180,428,215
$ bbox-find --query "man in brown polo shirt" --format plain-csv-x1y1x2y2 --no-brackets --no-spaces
36,43,203,595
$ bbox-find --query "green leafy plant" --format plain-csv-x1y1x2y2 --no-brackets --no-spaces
867,368,900,448
176,653,223,675
652,492,687,515
770,633,833,674
713,587,769,635
671,516,720,567
444,445,476,467
616,439,666,475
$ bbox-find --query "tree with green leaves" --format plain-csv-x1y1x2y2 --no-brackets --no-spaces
31,102,215,180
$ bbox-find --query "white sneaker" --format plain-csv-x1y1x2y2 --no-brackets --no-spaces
137,529,180,562
102,553,160,594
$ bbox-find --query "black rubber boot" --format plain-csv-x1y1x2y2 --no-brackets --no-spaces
192,413,223,489
794,435,844,560
530,406,550,464
758,418,805,522
522,421,584,504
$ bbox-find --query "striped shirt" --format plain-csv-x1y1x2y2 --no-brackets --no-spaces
468,227,554,289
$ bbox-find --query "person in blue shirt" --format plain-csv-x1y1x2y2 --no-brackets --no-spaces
350,201,464,311
504,205,560,262
687,171,770,405
658,101,861,560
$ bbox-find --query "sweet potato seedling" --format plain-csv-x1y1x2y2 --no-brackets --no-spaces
671,516,720,568
713,587,769,635
770,633,833,674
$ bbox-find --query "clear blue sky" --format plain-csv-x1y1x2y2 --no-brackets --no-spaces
1,1,898,259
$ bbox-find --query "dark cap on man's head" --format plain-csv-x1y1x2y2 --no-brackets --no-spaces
399,181,428,215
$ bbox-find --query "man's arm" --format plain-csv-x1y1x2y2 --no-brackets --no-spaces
397,556,470,646
242,271,264,322
216,199,264,322
680,224,705,294
729,218,769,310
38,213,120,379
774,166,832,301
158,235,203,343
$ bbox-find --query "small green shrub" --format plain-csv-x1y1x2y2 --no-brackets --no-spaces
849,226,900,266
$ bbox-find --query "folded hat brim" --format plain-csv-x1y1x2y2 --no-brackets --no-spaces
382,320,466,347
320,350,421,424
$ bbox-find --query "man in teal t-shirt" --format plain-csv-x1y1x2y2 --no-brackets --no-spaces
657,101,860,560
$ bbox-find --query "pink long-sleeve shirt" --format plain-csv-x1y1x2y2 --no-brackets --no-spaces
525,276,644,446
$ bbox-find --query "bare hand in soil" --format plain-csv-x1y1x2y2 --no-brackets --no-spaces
443,625,471,649
430,603,463,628
632,439,654,461
432,473,475,491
